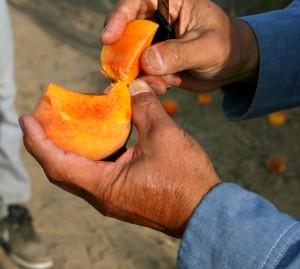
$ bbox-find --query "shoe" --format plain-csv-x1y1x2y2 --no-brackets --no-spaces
0,205,53,269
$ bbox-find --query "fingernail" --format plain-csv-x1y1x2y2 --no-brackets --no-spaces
147,48,163,71
129,80,152,96
100,25,108,40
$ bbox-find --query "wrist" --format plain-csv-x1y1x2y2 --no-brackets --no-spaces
233,18,259,82
173,176,221,238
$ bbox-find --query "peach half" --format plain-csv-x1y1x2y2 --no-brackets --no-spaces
33,83,131,160
101,19,159,84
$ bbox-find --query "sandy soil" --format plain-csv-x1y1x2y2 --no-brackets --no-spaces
1,0,299,268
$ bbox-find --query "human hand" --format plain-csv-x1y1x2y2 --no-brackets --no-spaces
20,79,220,238
101,0,259,93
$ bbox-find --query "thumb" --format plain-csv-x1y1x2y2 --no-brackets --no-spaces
129,80,171,135
140,32,207,76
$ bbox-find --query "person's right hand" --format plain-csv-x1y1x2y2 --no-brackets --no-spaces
100,0,259,94
20,80,221,238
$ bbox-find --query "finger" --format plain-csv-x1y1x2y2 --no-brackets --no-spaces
100,0,156,44
129,80,171,135
19,115,66,167
137,74,168,95
19,115,111,194
137,73,223,94
164,72,230,92
139,72,227,93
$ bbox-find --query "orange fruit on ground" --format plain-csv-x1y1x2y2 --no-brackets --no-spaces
101,20,159,84
32,19,159,160
33,83,131,160
197,93,212,106
162,99,177,116
267,111,287,126
266,156,286,174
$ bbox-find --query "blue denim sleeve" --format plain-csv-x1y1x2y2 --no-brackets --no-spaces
177,183,300,269
222,0,300,120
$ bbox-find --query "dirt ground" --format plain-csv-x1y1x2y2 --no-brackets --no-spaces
1,0,299,268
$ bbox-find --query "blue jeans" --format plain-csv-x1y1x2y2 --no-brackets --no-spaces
0,0,31,218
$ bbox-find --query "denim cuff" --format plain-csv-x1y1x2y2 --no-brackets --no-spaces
221,4,300,121
177,183,300,269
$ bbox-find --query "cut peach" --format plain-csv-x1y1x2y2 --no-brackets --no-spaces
101,19,159,84
32,19,158,160
33,83,131,160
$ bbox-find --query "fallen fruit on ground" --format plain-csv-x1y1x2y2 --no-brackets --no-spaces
33,83,131,160
32,20,158,160
197,93,212,106
101,19,159,84
266,156,286,174
267,111,287,126
162,99,178,116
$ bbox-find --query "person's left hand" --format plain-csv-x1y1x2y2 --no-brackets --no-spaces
20,80,220,238
101,0,258,94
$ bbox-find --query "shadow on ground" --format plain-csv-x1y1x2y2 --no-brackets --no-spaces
9,0,118,58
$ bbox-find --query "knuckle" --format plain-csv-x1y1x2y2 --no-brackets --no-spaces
134,93,158,113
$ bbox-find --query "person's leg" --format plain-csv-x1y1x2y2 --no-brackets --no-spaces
0,1,53,268
0,0,31,218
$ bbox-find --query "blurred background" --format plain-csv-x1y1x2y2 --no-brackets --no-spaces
216,0,292,16
3,0,298,268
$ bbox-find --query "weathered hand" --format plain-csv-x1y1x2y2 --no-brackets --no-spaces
20,80,220,238
101,0,258,93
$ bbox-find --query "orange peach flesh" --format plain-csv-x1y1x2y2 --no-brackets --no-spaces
101,20,159,84
33,83,131,160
